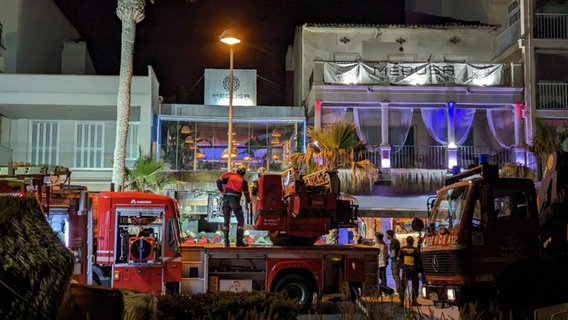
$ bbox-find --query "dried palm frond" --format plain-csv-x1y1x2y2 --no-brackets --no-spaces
0,196,74,320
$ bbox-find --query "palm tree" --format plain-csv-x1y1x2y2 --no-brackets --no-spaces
112,0,146,190
530,118,568,178
291,120,376,193
124,148,178,192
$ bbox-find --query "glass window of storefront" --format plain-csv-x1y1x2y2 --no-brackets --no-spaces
157,105,306,172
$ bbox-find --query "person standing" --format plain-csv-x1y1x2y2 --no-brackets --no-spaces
375,232,388,290
386,229,402,296
217,165,251,247
398,235,420,307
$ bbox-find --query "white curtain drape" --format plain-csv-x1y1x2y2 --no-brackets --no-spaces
353,108,382,146
486,108,515,148
421,108,475,145
321,108,347,124
388,108,414,151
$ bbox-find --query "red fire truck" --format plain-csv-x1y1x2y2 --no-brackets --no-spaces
1,163,379,313
0,165,92,285
93,191,183,295
180,244,378,312
92,168,379,312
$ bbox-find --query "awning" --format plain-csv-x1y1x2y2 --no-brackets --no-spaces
354,194,435,218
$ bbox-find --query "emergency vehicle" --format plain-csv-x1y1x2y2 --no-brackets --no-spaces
415,154,568,317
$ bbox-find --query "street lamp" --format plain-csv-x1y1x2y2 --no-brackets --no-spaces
219,29,241,171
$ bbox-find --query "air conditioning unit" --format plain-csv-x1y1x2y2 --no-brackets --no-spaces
128,237,155,263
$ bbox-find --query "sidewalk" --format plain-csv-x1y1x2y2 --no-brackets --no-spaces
298,271,461,320
297,295,460,320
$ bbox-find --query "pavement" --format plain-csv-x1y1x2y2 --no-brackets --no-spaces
298,294,460,320
298,273,460,320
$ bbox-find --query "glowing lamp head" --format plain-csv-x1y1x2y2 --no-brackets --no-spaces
219,29,241,45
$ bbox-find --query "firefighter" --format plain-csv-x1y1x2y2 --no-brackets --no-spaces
198,231,208,244
398,235,420,307
183,231,197,245
210,230,223,244
243,230,255,245
217,164,251,247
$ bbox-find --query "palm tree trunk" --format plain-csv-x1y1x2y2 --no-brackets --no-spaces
112,0,145,189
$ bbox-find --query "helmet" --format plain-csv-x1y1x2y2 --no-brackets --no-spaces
236,164,247,176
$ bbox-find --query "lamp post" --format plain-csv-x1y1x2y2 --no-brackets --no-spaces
219,29,241,171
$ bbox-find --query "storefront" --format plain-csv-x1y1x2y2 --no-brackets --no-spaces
157,104,306,173
354,193,434,244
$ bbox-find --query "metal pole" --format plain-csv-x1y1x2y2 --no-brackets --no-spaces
227,46,234,171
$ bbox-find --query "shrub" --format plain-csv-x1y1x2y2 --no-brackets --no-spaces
157,291,299,320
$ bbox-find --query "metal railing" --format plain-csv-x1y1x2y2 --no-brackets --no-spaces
535,13,568,39
391,145,447,169
538,82,568,110
347,145,514,170
496,20,520,55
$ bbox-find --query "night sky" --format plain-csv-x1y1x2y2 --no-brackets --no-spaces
52,0,405,105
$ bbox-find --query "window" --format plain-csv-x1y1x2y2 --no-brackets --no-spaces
430,185,469,232
508,0,520,27
75,122,104,168
494,191,529,221
29,121,59,164
126,122,140,168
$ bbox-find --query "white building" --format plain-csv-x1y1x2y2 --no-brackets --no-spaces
1,0,567,212
0,0,159,191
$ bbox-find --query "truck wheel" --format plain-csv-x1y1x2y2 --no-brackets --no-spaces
273,274,313,313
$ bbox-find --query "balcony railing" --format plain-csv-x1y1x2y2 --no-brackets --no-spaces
349,145,514,170
496,20,520,55
538,82,568,110
535,13,568,39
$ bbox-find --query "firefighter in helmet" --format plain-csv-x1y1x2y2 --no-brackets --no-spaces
198,231,208,244
217,164,251,247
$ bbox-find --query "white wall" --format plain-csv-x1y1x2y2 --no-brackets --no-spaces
294,24,498,107
0,0,80,74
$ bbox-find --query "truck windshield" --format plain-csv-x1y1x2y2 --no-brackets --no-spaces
429,185,469,233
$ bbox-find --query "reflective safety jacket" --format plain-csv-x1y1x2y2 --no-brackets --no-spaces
399,245,419,268
217,172,250,201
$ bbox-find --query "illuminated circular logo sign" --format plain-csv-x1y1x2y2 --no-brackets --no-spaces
223,75,240,92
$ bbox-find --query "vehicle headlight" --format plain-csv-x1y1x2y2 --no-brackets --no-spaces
447,288,456,301
421,286,427,298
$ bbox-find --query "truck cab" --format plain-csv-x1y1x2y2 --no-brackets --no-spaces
418,164,540,306
95,192,182,295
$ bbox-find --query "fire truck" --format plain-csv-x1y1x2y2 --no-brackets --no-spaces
414,153,568,317
93,168,378,312
0,165,91,285
3,163,377,312
93,191,183,294
253,168,359,245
